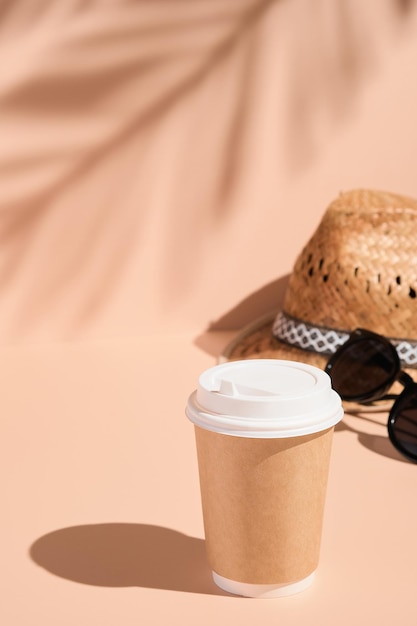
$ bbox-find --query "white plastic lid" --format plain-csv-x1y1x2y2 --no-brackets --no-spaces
186,359,343,438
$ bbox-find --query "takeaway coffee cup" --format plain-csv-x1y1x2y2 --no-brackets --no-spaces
186,359,343,598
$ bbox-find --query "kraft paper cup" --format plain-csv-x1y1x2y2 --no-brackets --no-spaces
186,359,343,598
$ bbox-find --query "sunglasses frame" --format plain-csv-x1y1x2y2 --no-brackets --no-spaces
388,385,417,462
325,328,417,463
325,328,403,403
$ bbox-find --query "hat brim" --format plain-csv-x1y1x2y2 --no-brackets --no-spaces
219,309,417,414
220,310,327,368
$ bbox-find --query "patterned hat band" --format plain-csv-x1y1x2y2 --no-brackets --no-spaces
272,311,417,368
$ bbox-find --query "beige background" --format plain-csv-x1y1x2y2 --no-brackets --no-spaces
1,1,417,624
2,0,417,342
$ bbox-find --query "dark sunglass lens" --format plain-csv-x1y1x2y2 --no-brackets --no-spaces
328,337,398,401
389,387,417,461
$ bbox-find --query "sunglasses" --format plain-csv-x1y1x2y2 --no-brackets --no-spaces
325,328,417,463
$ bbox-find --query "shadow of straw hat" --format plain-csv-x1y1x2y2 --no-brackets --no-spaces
221,189,417,388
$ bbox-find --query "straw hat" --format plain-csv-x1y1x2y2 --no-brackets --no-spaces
222,189,417,390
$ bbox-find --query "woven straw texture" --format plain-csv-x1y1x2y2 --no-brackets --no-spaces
222,189,417,388
284,189,417,338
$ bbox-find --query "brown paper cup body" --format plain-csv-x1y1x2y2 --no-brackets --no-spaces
194,425,334,586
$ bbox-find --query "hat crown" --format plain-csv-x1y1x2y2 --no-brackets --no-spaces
284,189,417,340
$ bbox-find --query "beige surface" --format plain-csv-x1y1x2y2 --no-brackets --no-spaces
2,2,417,623
1,332,417,625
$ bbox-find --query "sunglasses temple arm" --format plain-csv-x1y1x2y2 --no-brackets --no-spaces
399,371,415,389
